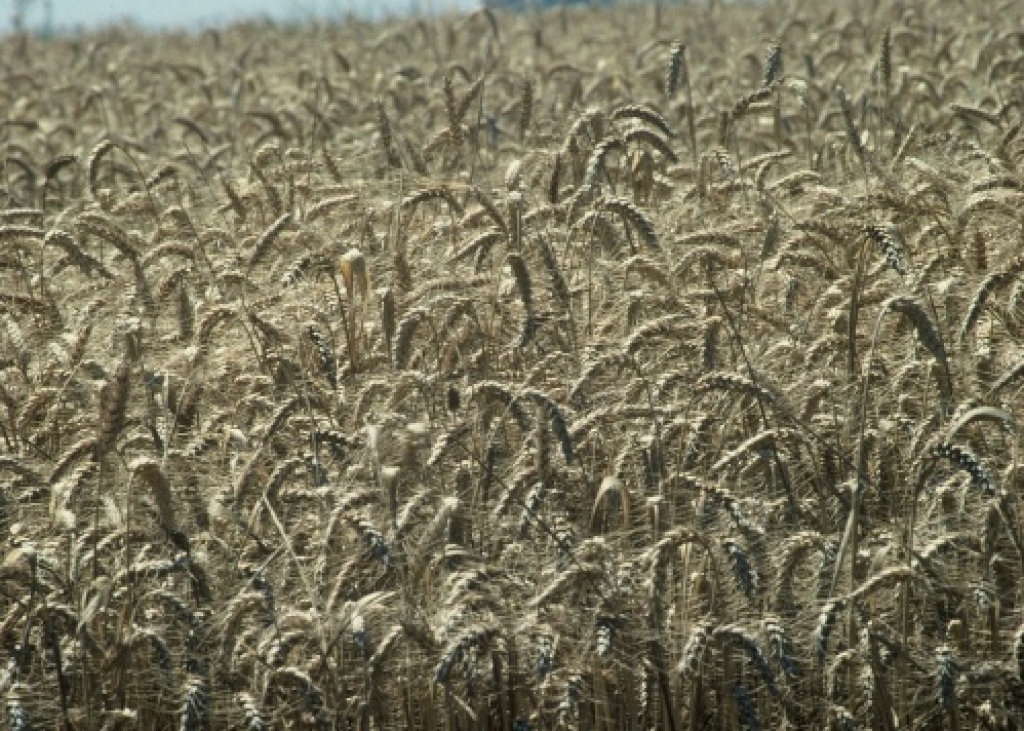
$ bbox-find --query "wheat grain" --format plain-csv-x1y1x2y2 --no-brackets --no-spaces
3,4,1024,729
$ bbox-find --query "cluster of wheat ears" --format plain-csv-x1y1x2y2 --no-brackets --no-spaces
1,0,1024,728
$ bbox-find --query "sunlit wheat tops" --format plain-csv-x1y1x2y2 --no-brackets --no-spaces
1,0,1024,729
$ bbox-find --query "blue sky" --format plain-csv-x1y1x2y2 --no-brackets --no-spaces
2,0,479,32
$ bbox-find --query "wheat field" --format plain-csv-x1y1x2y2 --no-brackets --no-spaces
1,0,1023,728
